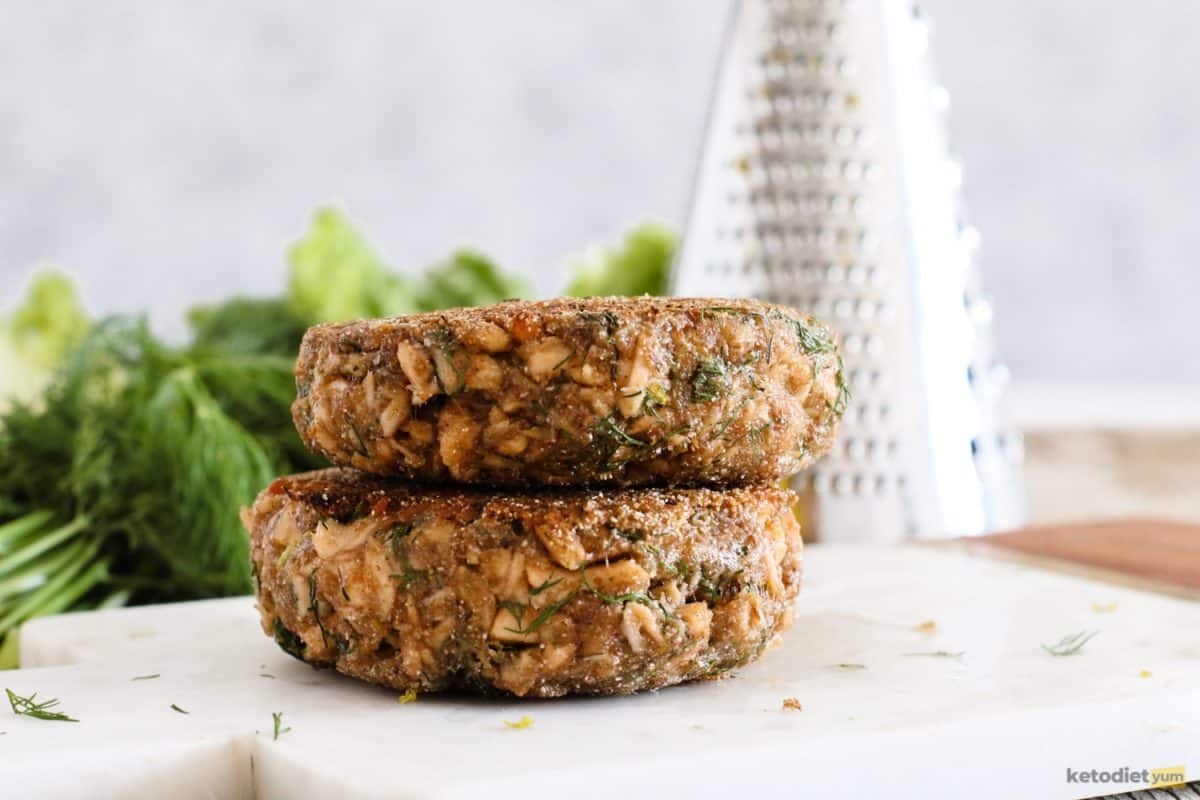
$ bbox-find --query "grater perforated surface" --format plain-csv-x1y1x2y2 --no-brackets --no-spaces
674,0,1024,541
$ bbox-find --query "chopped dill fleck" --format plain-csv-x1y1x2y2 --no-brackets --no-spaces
831,355,851,416
596,416,646,447
711,398,750,440
790,315,836,355
272,618,306,659
391,563,432,589
170,703,189,715
551,348,575,372
428,328,467,394
379,522,413,555
308,572,331,649
499,599,529,630
613,528,646,543
741,420,772,451
590,415,648,470
1042,630,1098,656
131,674,160,681
5,689,78,722
505,591,575,635
831,663,867,670
904,651,965,659
398,688,418,704
506,561,680,637
530,576,563,596
272,712,290,740
579,569,672,618
640,383,669,419
581,310,619,334
344,413,370,457
689,357,729,402
503,715,534,730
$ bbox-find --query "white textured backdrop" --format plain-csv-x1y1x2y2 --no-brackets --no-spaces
2,1,1196,382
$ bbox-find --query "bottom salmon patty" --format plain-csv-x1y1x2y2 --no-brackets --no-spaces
244,469,802,697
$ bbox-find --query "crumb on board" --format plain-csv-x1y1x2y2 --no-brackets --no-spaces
398,688,418,704
1140,669,1152,679
782,698,802,711
503,715,534,730
916,620,937,633
1091,602,1118,613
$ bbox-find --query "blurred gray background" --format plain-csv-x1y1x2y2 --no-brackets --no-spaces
2,0,1196,382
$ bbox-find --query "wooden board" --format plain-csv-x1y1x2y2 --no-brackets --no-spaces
977,518,1200,597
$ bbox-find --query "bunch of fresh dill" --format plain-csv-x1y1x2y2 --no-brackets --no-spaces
0,316,325,667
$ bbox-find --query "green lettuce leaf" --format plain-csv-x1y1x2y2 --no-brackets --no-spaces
564,222,676,298
0,271,90,410
287,207,418,324
416,249,529,311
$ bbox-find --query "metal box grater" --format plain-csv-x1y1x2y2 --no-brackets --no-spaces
673,0,1025,541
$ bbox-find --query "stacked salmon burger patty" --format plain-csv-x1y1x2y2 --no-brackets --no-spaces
244,297,845,697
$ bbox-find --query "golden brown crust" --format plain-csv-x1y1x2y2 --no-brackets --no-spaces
244,468,803,697
291,296,846,487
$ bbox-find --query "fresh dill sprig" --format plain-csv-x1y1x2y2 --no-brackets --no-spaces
5,688,78,722
272,711,291,740
170,703,189,715
1042,630,1098,656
